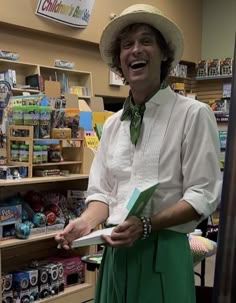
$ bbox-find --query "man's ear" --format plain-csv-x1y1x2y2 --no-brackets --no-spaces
162,56,168,62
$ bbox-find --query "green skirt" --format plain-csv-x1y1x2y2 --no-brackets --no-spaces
94,230,195,303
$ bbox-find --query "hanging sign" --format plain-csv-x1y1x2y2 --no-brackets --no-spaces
35,0,95,28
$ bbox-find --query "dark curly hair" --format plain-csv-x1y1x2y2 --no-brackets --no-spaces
106,23,175,83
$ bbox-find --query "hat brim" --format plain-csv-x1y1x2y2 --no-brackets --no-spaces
99,11,184,73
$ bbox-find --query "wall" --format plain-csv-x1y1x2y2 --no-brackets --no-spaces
1,0,203,97
201,0,236,60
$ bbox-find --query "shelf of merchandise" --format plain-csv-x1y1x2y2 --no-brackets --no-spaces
39,64,93,98
41,283,95,303
0,231,60,249
33,161,83,167
0,172,94,303
0,59,94,99
192,75,232,104
0,173,89,187
0,59,96,303
6,125,85,178
12,88,41,94
195,75,232,81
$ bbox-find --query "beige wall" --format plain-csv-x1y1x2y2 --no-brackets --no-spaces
202,0,236,59
1,0,203,97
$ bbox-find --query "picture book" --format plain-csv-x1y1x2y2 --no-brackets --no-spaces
71,182,158,248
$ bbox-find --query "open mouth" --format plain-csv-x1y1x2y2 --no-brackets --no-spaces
129,60,147,70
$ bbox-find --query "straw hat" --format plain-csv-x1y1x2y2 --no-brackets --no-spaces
99,4,184,71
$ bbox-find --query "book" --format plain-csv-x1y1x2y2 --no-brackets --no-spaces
71,182,158,248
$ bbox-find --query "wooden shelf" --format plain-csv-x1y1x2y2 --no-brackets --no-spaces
195,75,232,80
0,173,88,187
12,88,40,94
39,64,91,76
41,283,94,303
0,231,60,249
0,58,38,68
7,137,32,142
34,138,84,142
33,161,82,167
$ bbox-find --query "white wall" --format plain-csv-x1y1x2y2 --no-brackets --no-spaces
202,0,236,60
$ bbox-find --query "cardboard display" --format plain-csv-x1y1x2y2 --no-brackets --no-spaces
88,96,104,111
44,80,61,98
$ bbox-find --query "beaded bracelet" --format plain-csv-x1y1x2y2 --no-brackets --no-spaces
140,216,152,240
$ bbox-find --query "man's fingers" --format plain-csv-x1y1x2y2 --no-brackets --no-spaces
101,235,133,248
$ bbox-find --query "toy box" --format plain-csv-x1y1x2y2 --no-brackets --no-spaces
208,59,220,77
0,204,22,240
196,60,208,78
0,165,28,179
220,57,233,76
47,256,84,287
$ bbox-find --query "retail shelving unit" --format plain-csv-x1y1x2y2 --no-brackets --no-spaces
0,58,96,302
0,174,96,303
0,58,93,98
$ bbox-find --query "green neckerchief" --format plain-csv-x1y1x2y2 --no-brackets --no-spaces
120,82,167,145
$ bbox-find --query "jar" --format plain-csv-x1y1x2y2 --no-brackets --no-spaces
12,106,24,125
33,144,42,164
23,105,40,138
48,144,61,162
19,144,29,162
10,143,19,161
41,145,48,163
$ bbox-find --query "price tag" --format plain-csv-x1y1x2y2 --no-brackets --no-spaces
85,135,99,148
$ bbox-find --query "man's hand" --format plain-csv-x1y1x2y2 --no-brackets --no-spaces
55,217,91,250
102,216,143,247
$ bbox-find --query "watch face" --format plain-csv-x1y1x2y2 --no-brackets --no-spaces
30,275,37,286
51,268,58,281
3,276,12,292
39,270,48,284
58,265,64,279
20,278,29,289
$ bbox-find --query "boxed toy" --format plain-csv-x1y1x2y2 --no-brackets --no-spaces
220,57,233,76
0,204,22,240
208,59,220,77
196,60,208,78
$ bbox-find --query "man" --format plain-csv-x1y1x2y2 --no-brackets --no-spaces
56,4,222,302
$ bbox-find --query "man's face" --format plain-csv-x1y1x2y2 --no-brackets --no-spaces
119,24,163,90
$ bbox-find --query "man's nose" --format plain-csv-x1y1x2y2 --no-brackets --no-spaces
132,41,143,54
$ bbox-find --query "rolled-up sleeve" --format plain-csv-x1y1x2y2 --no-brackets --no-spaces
181,104,222,218
85,121,113,206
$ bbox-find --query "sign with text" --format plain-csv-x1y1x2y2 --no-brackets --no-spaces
35,0,95,28
85,135,99,149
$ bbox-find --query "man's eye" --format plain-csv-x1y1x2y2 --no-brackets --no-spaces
121,41,132,49
143,39,151,45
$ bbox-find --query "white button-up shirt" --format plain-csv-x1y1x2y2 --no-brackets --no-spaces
86,86,222,233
